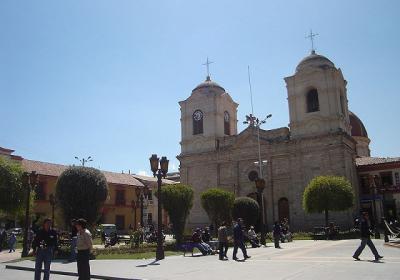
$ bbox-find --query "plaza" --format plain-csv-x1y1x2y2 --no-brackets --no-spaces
1,240,399,280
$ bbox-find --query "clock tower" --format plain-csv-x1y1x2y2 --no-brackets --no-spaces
179,76,238,155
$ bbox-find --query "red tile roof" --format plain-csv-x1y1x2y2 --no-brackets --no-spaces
356,157,400,166
21,159,143,187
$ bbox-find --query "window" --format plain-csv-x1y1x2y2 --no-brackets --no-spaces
193,110,203,135
34,183,46,200
380,172,393,187
395,172,399,185
224,111,230,135
115,215,125,230
359,175,370,194
306,89,319,112
146,190,152,201
147,213,153,225
115,190,125,206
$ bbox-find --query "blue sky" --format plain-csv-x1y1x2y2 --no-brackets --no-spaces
1,0,399,175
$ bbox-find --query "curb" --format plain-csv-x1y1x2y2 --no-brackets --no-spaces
5,265,142,280
384,242,400,248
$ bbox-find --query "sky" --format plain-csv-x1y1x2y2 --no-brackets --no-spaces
1,0,399,175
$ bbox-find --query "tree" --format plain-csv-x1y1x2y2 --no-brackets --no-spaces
200,188,235,235
303,175,354,226
55,166,108,227
232,197,260,227
160,184,193,245
0,157,25,215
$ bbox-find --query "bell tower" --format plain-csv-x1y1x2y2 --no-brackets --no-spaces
284,51,351,138
179,75,238,155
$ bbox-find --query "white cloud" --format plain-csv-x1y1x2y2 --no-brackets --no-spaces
137,170,148,176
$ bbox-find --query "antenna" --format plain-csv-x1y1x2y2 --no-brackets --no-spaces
247,66,254,116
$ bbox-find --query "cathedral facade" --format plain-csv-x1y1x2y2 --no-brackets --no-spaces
178,51,371,230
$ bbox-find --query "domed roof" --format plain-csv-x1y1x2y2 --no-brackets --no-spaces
296,51,335,72
349,111,368,138
192,76,225,92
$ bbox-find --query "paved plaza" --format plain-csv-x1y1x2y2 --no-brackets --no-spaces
1,240,399,280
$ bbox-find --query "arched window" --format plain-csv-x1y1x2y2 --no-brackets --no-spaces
278,197,289,222
193,110,203,135
224,111,230,135
34,182,46,200
306,89,319,112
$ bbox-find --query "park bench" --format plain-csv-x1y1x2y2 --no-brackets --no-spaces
313,226,327,240
383,220,400,239
180,242,195,256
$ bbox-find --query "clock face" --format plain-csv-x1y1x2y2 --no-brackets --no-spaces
193,110,203,121
224,111,230,122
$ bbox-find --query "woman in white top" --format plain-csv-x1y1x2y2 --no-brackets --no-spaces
75,218,93,280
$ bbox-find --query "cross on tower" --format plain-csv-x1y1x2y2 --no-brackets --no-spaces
306,29,319,53
202,57,213,80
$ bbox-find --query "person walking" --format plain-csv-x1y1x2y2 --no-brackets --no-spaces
68,219,78,262
218,222,228,260
353,212,383,261
0,227,6,252
273,221,282,248
32,218,58,280
232,218,250,261
8,232,17,253
75,218,93,280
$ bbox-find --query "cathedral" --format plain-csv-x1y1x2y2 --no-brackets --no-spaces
177,50,373,231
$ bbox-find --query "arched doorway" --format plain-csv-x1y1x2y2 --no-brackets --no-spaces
278,197,289,222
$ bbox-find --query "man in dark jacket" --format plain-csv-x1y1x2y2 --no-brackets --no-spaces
353,212,383,261
32,218,58,280
273,221,282,248
233,218,250,260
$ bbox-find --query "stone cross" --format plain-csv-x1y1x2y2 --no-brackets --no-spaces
202,57,213,79
306,29,319,53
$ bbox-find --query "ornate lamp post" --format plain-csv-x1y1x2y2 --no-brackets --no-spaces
135,186,149,227
131,200,137,230
149,154,169,261
255,178,266,245
369,175,381,239
244,113,272,246
74,156,93,166
49,194,56,227
22,171,38,257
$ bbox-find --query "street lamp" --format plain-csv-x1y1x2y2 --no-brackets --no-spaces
49,194,56,227
135,186,149,227
369,175,381,239
131,200,137,230
149,154,169,261
22,171,38,257
244,113,272,246
74,156,93,166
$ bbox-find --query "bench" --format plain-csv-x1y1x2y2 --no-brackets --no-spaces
180,242,196,256
313,227,327,240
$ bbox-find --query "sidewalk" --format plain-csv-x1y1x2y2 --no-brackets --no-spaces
2,240,400,280
0,249,22,263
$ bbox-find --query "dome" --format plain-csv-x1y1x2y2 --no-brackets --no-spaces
192,76,225,92
296,51,335,73
349,111,368,138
